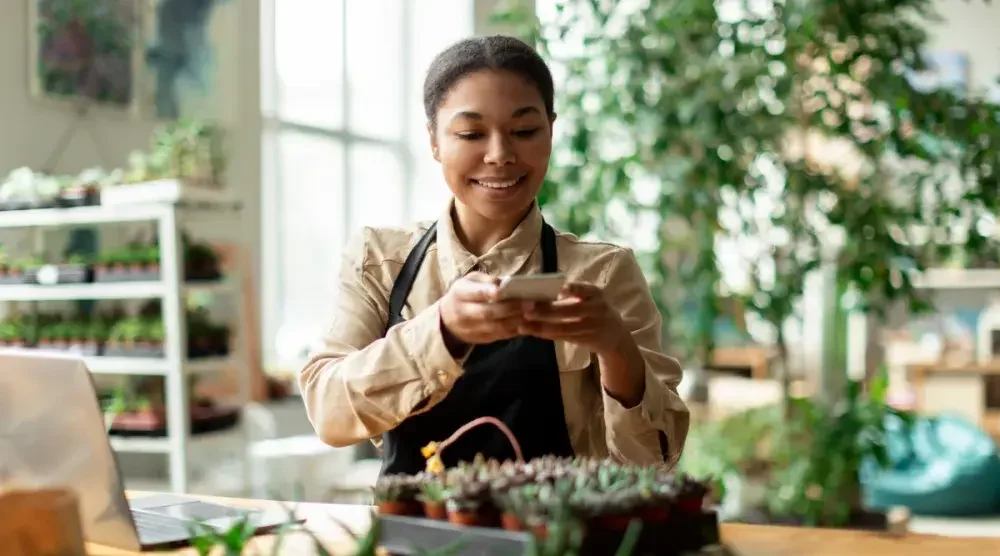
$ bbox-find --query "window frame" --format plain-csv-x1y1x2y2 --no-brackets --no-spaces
260,0,417,371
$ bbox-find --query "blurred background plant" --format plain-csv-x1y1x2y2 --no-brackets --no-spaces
493,0,1000,406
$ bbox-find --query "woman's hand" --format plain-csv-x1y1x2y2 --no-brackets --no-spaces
520,281,646,406
440,272,528,352
518,282,629,354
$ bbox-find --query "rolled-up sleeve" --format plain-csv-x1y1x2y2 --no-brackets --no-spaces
298,229,464,448
599,247,690,468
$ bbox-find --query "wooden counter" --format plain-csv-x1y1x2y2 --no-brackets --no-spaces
86,492,1000,555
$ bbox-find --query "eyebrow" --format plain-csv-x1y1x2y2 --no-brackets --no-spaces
451,106,541,121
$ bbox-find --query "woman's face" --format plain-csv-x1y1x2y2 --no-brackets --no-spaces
430,69,554,222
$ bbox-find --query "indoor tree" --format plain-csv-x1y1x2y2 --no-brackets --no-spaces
494,0,1000,405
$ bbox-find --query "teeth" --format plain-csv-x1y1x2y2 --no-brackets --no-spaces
476,178,520,189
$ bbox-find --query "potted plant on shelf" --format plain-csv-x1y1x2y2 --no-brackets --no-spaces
106,318,146,357
184,237,221,281
0,248,28,285
0,319,26,348
372,475,422,516
94,249,128,282
139,318,165,356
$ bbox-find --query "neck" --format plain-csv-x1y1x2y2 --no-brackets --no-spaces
452,201,534,256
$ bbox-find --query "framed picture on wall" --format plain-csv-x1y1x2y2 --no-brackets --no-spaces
27,0,144,116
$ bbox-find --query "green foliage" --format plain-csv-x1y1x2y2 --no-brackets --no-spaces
765,367,914,526
493,0,1000,375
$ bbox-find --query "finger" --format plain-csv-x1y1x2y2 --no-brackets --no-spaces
467,314,524,342
452,275,500,302
561,281,602,300
459,300,525,321
519,318,602,338
525,298,598,322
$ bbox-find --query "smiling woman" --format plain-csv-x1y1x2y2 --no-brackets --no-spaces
298,35,690,476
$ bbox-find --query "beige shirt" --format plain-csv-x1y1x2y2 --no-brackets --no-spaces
299,201,690,468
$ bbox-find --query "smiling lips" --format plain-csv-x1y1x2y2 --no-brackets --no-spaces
471,175,527,189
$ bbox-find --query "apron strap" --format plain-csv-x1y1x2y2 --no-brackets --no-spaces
386,224,438,331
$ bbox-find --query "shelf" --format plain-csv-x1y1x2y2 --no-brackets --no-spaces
0,203,169,228
0,279,235,301
911,268,1000,290
85,355,235,376
109,425,242,453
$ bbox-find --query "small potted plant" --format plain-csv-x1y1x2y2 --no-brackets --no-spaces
416,474,450,520
373,475,421,516
184,240,221,281
140,319,165,356
106,318,144,357
0,249,26,285
57,176,101,207
671,474,709,516
35,324,55,351
94,250,128,282
0,320,25,347
444,478,496,527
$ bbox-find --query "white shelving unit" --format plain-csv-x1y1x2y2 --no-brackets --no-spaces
0,185,250,494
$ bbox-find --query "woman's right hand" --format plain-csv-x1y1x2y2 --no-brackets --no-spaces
440,272,527,350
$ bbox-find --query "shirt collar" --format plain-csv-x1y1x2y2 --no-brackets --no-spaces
436,198,544,285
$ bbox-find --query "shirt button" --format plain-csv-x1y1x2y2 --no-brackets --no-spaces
436,370,450,383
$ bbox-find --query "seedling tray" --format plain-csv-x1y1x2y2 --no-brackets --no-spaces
25,264,92,284
103,345,166,358
94,268,161,282
0,274,27,285
378,509,721,556
109,406,240,437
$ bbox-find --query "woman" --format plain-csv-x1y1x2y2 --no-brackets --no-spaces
299,35,689,476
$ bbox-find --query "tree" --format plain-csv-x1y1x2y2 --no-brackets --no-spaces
495,0,1000,410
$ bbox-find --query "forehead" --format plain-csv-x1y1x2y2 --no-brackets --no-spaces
439,69,545,121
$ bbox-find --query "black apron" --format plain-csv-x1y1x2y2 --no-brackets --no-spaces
379,221,576,476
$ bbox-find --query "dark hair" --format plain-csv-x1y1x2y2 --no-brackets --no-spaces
422,35,555,126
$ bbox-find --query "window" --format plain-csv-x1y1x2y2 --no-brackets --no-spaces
261,0,474,371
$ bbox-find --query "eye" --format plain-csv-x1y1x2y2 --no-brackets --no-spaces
456,132,484,140
513,128,541,138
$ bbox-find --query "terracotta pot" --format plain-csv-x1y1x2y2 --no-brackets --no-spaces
447,510,485,527
500,512,525,531
675,497,704,515
638,505,670,524
378,501,418,516
589,513,636,532
422,501,447,520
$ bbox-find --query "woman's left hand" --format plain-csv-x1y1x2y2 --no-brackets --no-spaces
518,282,628,355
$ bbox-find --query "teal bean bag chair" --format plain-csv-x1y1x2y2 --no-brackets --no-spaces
861,413,1000,516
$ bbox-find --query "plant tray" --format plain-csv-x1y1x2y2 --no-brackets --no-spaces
0,273,27,285
103,345,165,358
56,189,100,207
109,406,241,437
94,268,161,283
25,264,92,284
378,510,721,556
31,344,101,357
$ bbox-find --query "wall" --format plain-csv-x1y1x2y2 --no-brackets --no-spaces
0,0,262,282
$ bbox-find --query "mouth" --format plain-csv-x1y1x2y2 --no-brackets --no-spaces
470,174,528,190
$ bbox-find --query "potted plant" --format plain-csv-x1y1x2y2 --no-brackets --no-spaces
94,249,128,282
106,318,144,357
141,318,165,356
184,239,221,281
372,475,421,516
444,478,496,527
57,176,101,207
0,320,25,347
35,324,55,350
416,474,450,520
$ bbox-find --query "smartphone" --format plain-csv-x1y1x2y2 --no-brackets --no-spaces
496,273,566,301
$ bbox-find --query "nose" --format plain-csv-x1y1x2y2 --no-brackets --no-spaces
483,133,515,165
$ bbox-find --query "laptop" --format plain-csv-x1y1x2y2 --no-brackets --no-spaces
0,349,297,550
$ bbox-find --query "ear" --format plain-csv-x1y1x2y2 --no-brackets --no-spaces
427,121,440,162
548,113,557,134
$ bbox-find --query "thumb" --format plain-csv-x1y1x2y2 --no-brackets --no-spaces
453,272,499,301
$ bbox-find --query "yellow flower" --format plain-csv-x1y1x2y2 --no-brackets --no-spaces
421,441,439,459
426,454,445,474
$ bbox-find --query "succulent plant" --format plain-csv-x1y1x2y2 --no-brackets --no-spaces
372,474,419,503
